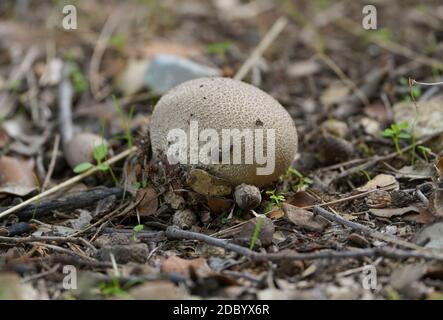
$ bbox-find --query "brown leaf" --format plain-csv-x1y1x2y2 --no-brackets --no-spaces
429,189,443,218
161,256,210,277
136,187,159,216
287,191,318,208
187,169,232,197
0,156,37,196
357,174,399,192
435,156,443,181
282,203,329,232
207,197,233,215
369,206,420,218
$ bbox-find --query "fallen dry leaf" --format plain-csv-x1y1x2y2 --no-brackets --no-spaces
161,256,210,277
136,187,159,216
207,197,234,215
0,156,37,196
187,169,232,197
357,174,399,192
369,206,420,218
282,203,329,232
287,191,319,208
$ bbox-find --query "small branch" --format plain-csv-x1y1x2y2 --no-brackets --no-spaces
0,147,137,220
42,134,60,191
411,79,443,86
165,226,443,262
329,129,443,183
0,235,96,252
313,206,424,251
14,187,124,221
234,17,288,81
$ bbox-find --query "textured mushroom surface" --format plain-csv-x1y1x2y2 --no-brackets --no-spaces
150,77,297,186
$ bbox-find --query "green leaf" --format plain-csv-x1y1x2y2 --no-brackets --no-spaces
133,224,144,233
398,132,411,139
93,143,108,162
97,163,109,171
73,162,94,173
382,129,394,137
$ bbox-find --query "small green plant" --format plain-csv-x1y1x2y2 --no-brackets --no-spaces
73,142,118,184
133,180,149,190
132,224,144,240
417,145,432,162
266,189,286,207
280,167,313,191
110,34,125,54
98,278,128,298
400,77,421,101
249,216,264,250
69,63,88,93
207,41,231,55
381,122,411,154
112,95,135,148
360,170,372,182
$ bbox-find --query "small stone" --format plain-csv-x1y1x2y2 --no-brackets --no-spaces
234,183,262,210
144,54,221,94
172,209,197,229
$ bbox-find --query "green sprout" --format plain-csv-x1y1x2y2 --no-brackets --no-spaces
400,77,421,101
73,141,118,185
132,224,144,241
69,63,88,93
266,189,286,207
98,278,128,298
112,95,134,148
381,122,411,154
133,180,149,190
417,145,432,162
206,41,231,55
249,216,264,250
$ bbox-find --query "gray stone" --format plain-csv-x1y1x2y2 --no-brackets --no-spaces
144,54,221,94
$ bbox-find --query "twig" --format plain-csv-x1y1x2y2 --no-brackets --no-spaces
313,206,425,251
165,226,443,262
89,7,122,99
234,17,288,81
0,235,96,252
0,146,137,220
42,134,60,191
58,64,74,144
13,187,124,221
329,129,443,183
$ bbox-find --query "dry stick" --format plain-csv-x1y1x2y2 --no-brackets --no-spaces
42,134,60,191
301,184,396,209
0,235,96,253
330,129,443,183
313,206,425,251
89,7,122,99
165,226,443,262
234,17,288,81
0,146,137,220
58,64,74,144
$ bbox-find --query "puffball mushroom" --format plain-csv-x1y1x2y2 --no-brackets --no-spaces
150,77,297,187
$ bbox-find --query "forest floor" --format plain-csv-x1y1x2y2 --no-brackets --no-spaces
1,0,443,300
